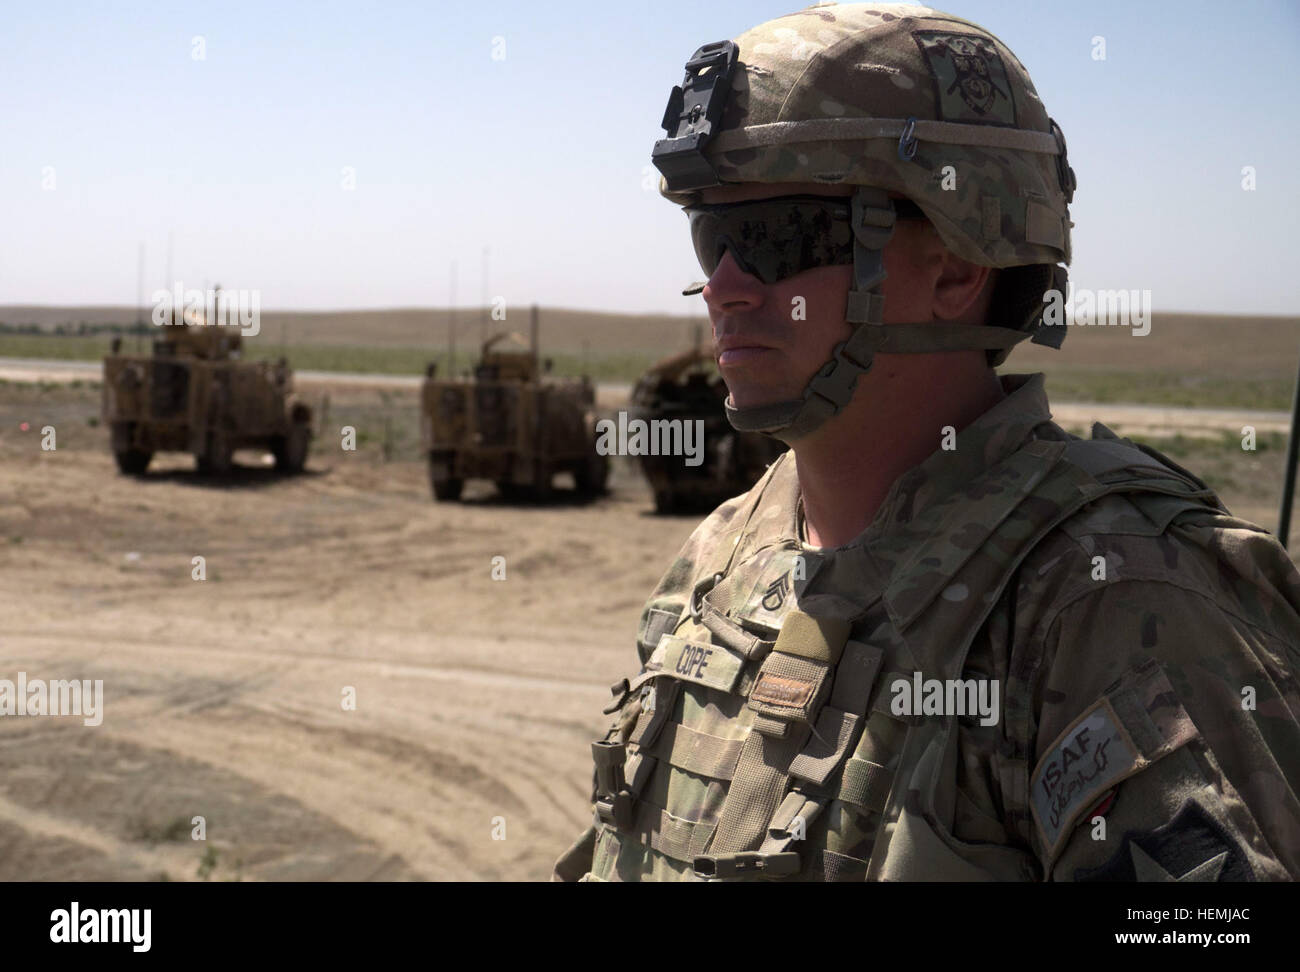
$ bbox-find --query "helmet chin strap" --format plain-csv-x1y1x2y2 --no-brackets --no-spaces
723,186,1033,444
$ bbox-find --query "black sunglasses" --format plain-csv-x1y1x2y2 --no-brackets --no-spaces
685,193,926,285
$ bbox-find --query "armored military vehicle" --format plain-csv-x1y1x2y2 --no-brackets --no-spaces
420,313,607,502
102,318,313,476
629,347,787,514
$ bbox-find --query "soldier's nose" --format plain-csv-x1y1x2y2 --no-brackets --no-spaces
703,249,765,313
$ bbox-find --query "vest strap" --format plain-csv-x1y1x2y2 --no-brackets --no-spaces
649,720,746,782
836,754,894,813
702,718,811,856
634,801,719,866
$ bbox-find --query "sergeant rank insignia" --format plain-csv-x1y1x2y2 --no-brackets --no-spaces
761,571,791,612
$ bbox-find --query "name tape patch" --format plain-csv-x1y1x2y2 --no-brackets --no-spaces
1030,697,1140,855
653,635,743,693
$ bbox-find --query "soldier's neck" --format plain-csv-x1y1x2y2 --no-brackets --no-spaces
794,359,1005,549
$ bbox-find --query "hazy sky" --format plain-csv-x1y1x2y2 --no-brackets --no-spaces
3,0,1298,315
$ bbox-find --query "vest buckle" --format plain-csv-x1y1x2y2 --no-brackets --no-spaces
692,850,801,879
592,740,635,830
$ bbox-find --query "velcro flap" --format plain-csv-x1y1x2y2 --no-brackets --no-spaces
651,635,744,693
748,652,828,724
788,706,861,787
746,611,851,725
638,607,681,659
1025,197,1065,249
772,610,851,664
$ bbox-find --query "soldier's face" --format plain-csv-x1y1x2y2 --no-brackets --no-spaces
696,182,938,411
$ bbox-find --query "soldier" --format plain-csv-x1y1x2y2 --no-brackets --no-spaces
554,2,1300,881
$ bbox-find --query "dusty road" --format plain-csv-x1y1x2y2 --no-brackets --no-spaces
0,372,1292,880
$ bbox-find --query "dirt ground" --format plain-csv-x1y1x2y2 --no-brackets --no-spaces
0,378,699,881
0,374,1294,881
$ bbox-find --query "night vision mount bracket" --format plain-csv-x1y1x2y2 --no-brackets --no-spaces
652,40,739,192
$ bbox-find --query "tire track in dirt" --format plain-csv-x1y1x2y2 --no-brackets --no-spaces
0,387,696,879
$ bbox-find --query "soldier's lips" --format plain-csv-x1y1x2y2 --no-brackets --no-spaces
717,346,775,366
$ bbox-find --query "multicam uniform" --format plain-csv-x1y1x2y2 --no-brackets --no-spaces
553,2,1300,880
554,375,1300,881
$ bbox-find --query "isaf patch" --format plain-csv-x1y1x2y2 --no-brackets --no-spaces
913,30,1015,125
1030,697,1140,855
1075,800,1255,882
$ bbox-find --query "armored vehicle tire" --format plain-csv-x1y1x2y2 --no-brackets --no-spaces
432,477,463,501
113,448,153,475
272,420,311,474
109,422,152,475
428,467,465,501
574,453,609,496
196,433,233,475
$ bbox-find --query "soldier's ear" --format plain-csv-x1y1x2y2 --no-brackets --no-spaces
931,252,995,324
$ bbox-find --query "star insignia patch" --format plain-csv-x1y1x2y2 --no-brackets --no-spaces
1074,799,1255,882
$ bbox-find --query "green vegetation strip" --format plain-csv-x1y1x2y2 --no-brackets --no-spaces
1034,367,1294,411
0,334,660,383
0,333,1295,407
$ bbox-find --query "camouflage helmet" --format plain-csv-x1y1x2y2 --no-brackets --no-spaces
652,1,1076,441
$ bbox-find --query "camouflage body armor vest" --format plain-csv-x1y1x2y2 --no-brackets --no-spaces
580,425,1228,881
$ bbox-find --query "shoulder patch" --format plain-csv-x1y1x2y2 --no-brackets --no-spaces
1030,697,1140,856
1074,799,1255,882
